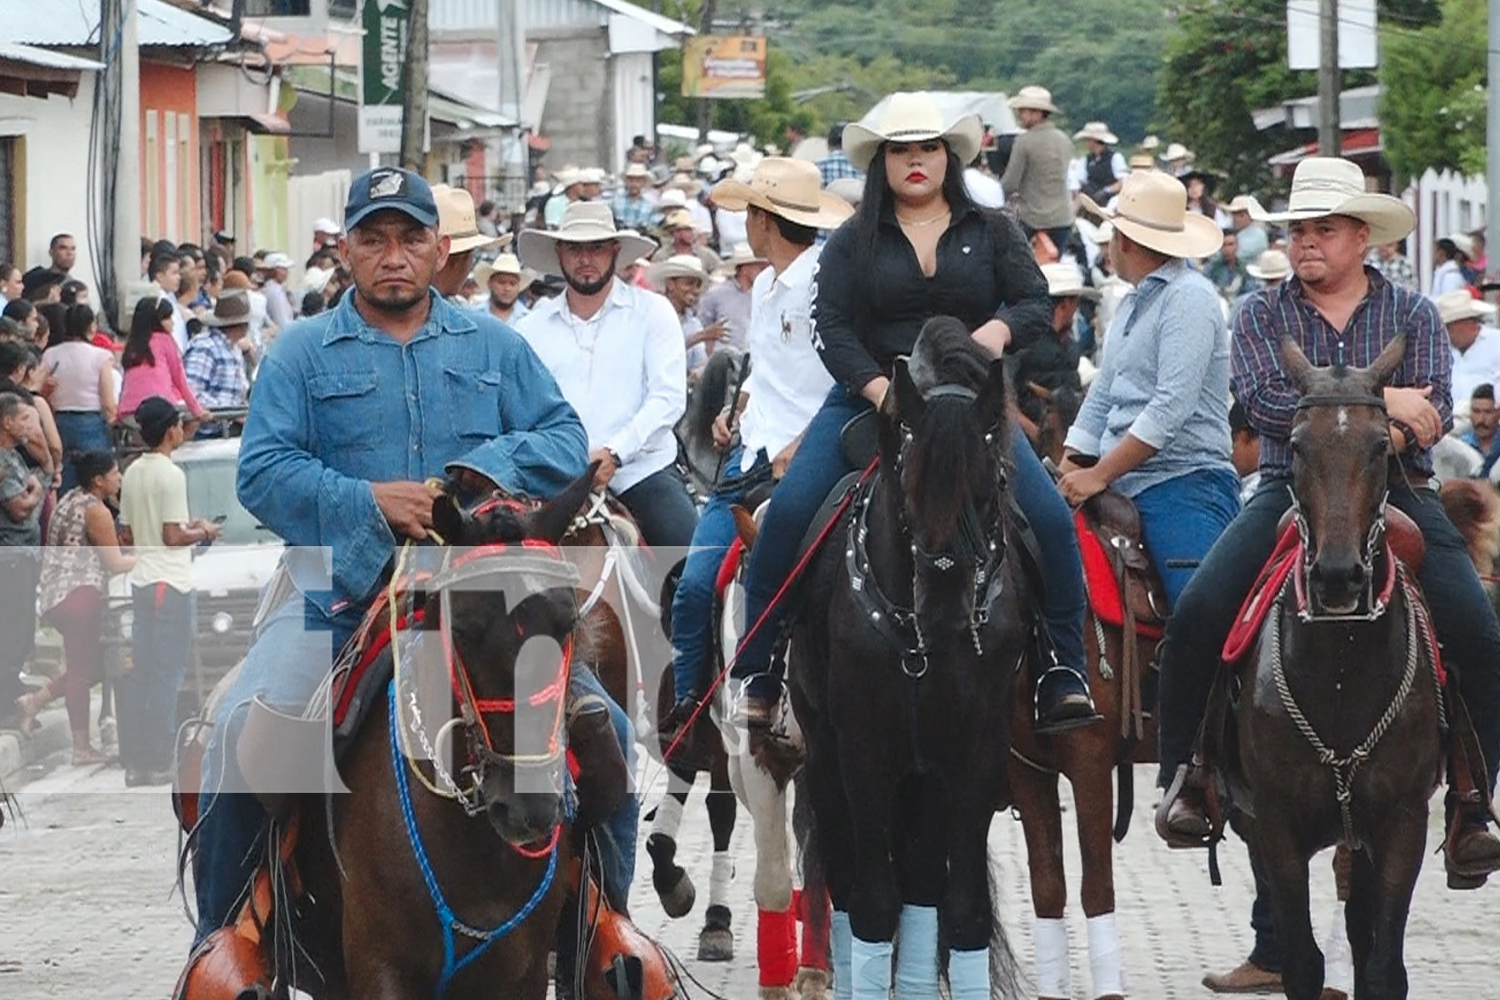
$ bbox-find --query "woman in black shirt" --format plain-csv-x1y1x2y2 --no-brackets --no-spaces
732,93,1094,733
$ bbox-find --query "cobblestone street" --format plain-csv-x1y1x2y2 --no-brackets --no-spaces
2,754,1494,999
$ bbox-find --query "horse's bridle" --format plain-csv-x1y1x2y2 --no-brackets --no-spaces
1289,392,1394,622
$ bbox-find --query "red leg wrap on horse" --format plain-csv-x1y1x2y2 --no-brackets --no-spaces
799,885,831,971
758,907,798,987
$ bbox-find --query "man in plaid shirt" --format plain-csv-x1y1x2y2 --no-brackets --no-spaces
610,163,658,232
816,123,865,188
1155,158,1500,889
184,290,251,410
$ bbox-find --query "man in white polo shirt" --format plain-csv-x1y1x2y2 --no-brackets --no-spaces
656,157,854,756
515,202,699,549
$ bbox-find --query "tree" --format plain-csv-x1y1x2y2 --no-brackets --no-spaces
1380,0,1486,184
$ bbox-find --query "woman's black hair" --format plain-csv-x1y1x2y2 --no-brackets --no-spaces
38,303,67,349
123,297,173,369
63,304,95,343
72,449,117,490
2,298,34,325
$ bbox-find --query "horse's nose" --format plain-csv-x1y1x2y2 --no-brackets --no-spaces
1310,556,1367,598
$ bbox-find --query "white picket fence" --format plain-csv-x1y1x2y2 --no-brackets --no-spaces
1402,168,1487,295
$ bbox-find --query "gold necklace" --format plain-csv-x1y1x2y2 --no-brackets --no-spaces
895,208,950,228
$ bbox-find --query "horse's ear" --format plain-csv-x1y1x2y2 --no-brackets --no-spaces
1280,336,1316,392
891,356,924,424
431,494,468,546
1365,333,1407,388
527,464,597,544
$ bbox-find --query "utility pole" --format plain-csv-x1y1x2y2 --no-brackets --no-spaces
695,0,718,141
1317,0,1341,156
399,0,430,173
105,0,140,332
1488,0,1500,277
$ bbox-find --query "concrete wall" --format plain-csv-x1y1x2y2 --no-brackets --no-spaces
0,79,100,295
532,27,612,173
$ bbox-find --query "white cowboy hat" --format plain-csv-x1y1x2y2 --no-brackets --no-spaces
1251,157,1414,246
301,266,334,295
514,202,658,277
433,185,507,254
1139,135,1161,152
1007,85,1059,114
658,188,689,211
473,252,537,288
843,92,985,172
1224,194,1263,215
260,252,294,270
647,253,708,286
826,177,864,207
1072,121,1118,145
1040,262,1101,302
1245,248,1292,282
710,157,856,231
576,167,606,186
551,165,583,194
1088,220,1114,245
1078,170,1224,259
622,162,652,180
1159,142,1191,163
1445,232,1477,259
1436,288,1496,325
719,242,768,272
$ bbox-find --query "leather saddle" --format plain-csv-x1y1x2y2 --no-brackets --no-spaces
1078,488,1170,638
792,410,879,566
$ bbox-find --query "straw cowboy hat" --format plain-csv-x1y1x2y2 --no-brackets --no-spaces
515,202,658,277
1159,143,1192,164
622,162,652,180
1139,135,1161,152
1072,121,1118,145
1078,170,1224,259
1224,194,1264,215
1251,157,1414,247
433,185,506,254
647,254,708,286
843,92,985,172
1436,288,1497,325
662,209,700,232
719,243,768,274
1007,85,1059,114
1040,262,1101,301
473,252,537,288
1126,153,1157,172
658,188,689,211
710,156,855,231
1245,248,1292,282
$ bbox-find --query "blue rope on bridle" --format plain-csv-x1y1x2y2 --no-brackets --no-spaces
388,681,560,1000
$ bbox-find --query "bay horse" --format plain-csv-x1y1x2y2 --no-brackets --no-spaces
1220,336,1443,1000
789,317,1024,999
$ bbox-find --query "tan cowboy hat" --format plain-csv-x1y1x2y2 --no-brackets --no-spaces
720,243,768,272
473,252,537,288
662,209,700,232
647,253,707,286
1245,248,1292,282
1078,170,1224,259
1437,288,1496,325
843,92,985,172
433,185,506,254
1224,194,1263,215
1072,121,1118,145
515,202,658,277
622,162,652,180
1040,262,1100,302
1126,153,1156,172
1159,142,1191,163
710,157,855,231
1251,157,1414,246
1008,85,1059,114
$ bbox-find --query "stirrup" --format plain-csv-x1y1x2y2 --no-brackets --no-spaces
1032,665,1101,735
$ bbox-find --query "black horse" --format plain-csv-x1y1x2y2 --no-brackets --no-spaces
789,317,1025,997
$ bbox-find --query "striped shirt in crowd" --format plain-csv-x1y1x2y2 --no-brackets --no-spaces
1230,265,1450,478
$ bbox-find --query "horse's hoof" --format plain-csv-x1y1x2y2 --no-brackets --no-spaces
793,966,830,999
697,925,734,962
656,870,696,918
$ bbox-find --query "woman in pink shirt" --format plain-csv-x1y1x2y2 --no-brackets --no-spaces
117,297,208,421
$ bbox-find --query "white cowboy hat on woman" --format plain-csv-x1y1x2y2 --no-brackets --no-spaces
1007,85,1059,114
1078,170,1224,259
1251,157,1414,247
710,156,855,231
647,253,707,286
515,202,658,277
1072,121,1118,146
843,92,985,172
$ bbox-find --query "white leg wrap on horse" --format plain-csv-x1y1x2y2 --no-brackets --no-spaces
849,936,893,1000
946,947,990,1000
831,911,853,1000
1034,916,1070,999
1086,913,1126,998
1322,903,1353,994
893,905,939,999
651,793,685,839
710,851,734,908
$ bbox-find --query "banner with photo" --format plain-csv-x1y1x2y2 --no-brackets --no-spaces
681,36,768,100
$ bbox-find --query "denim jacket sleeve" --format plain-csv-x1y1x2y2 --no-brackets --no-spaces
236,350,395,608
446,331,589,496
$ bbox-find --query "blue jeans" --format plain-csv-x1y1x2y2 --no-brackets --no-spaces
732,385,1086,680
54,410,111,494
1130,467,1241,608
614,465,700,550
118,583,194,773
669,446,771,702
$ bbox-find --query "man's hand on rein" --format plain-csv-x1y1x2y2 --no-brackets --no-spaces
374,480,444,540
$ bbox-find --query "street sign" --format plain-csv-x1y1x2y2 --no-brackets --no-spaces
359,0,409,154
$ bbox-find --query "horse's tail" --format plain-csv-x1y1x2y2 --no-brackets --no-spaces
1439,478,1500,577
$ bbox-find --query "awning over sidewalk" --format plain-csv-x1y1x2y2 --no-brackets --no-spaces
0,43,102,99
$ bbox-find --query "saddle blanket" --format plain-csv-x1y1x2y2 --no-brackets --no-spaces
1075,511,1163,639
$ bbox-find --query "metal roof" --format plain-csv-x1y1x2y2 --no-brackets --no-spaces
0,43,104,72
5,0,234,49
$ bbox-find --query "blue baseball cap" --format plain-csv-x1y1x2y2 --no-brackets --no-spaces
344,167,440,231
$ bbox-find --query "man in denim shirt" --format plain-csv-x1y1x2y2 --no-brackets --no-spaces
192,168,609,943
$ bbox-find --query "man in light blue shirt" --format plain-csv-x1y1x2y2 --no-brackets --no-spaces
1062,171,1241,605
193,168,594,945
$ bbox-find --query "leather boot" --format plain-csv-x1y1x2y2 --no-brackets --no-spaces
1154,763,1212,848
1446,819,1500,889
1201,960,1281,994
1033,661,1101,735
